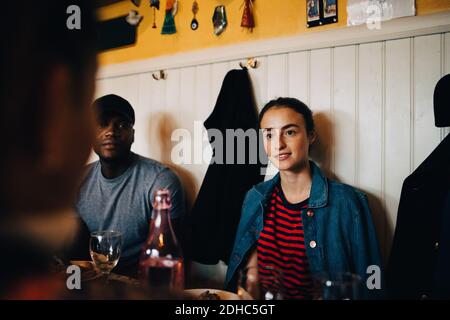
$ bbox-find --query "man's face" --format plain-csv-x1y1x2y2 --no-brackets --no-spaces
93,112,134,162
260,107,315,172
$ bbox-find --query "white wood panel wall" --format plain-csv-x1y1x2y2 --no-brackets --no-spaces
95,32,450,264
358,41,385,260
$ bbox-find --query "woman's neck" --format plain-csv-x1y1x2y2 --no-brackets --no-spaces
279,161,313,204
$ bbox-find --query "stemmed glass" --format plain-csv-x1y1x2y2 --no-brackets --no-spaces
89,231,122,281
311,272,362,300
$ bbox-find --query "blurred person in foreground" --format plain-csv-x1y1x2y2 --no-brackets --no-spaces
0,0,97,299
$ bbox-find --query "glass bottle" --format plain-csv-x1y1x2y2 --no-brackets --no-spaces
139,189,184,292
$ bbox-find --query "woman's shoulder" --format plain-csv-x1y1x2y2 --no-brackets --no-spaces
244,177,278,201
327,179,368,203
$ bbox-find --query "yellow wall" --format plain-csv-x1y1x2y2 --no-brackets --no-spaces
98,0,450,66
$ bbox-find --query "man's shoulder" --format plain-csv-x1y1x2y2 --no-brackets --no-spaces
133,155,183,205
81,160,99,181
134,154,168,172
133,154,179,181
85,160,99,170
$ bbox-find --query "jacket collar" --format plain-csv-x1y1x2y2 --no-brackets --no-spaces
253,161,328,208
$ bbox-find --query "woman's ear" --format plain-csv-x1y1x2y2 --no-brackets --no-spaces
308,130,317,145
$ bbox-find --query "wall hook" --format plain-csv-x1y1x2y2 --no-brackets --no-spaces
239,57,259,69
152,70,166,80
126,10,143,26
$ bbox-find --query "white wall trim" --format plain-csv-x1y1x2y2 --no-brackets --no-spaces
98,11,450,80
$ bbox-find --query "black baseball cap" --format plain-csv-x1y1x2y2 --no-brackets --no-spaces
93,94,135,125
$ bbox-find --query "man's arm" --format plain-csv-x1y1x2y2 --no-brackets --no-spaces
150,168,185,219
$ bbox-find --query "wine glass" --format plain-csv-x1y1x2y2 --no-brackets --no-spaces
90,231,122,279
311,272,362,300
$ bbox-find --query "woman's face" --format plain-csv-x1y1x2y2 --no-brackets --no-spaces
260,107,315,173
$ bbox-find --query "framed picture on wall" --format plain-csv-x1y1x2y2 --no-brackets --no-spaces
307,0,338,28
323,0,337,18
307,0,321,26
322,0,338,23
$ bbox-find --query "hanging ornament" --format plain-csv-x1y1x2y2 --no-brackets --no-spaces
150,0,160,29
212,5,227,36
150,0,160,11
191,0,199,31
241,0,255,31
161,0,178,35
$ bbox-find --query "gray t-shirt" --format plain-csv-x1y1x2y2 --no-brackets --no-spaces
75,153,185,273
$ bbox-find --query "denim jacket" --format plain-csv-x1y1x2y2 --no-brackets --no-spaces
224,161,384,299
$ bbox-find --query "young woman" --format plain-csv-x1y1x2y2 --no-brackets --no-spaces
225,98,383,299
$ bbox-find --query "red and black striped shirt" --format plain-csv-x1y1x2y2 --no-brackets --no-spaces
257,185,314,299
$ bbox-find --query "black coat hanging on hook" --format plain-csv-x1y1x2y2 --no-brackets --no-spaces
185,69,265,265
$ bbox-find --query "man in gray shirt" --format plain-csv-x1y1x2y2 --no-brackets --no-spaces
76,94,185,277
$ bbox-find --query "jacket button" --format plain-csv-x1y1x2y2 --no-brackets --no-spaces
307,210,314,217
309,241,317,248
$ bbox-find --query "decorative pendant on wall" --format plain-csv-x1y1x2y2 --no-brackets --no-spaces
191,0,199,30
161,0,178,34
241,0,255,31
150,0,160,29
307,0,338,28
212,5,227,36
